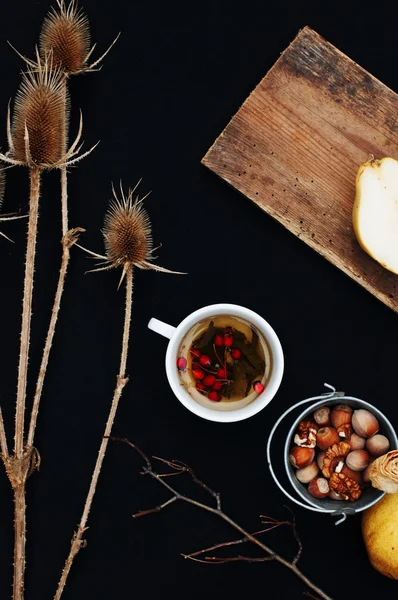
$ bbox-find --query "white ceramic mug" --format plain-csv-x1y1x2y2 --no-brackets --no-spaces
148,303,284,423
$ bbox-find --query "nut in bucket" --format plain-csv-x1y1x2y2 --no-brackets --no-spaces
266,384,398,524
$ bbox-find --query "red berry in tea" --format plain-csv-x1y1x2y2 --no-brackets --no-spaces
223,334,233,347
217,368,228,379
214,334,223,346
193,368,205,380
253,380,265,394
199,354,211,367
177,317,268,406
231,348,241,360
203,375,216,387
177,356,187,370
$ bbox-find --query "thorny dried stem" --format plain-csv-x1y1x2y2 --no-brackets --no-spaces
54,265,134,600
11,166,41,600
110,439,332,600
15,167,41,459
27,227,85,449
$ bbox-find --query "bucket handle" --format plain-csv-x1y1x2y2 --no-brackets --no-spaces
266,383,350,525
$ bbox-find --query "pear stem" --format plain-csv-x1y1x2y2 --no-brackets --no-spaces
54,265,134,600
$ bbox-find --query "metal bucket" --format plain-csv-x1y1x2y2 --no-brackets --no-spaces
266,384,398,524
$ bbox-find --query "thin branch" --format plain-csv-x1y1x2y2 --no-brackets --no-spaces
152,456,221,510
54,265,134,600
185,554,274,564
112,439,332,600
0,407,9,457
133,496,177,518
183,524,291,561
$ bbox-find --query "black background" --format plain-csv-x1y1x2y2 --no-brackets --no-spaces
1,1,398,598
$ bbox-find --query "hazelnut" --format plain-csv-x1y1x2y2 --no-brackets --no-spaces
317,451,326,470
365,434,390,458
346,449,371,472
341,464,363,485
308,477,330,498
328,489,344,501
331,405,353,429
313,406,331,427
289,447,315,469
296,461,319,484
349,433,366,451
316,427,340,451
352,409,379,438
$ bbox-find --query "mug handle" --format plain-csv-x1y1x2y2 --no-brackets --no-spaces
148,317,176,340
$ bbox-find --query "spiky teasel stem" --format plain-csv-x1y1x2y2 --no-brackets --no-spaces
54,184,183,598
0,55,96,600
26,0,119,450
54,265,133,600
14,168,41,458
11,167,41,600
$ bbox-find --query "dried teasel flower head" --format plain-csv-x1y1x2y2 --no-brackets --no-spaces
0,52,97,171
40,0,90,75
81,182,185,286
103,182,153,269
38,0,120,76
8,54,67,168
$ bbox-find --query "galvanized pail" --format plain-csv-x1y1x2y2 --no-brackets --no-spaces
266,384,398,524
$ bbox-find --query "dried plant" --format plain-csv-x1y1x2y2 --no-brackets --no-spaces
40,0,91,75
0,51,96,600
0,3,119,597
54,184,183,600
109,438,332,600
26,0,118,460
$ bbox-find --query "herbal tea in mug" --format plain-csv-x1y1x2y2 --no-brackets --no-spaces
176,315,272,411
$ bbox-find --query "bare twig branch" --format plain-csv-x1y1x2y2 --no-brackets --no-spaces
184,554,274,564
152,456,222,510
133,496,177,518
111,439,332,600
183,523,292,561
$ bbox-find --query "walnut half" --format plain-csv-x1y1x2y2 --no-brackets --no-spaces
322,442,351,478
294,420,318,448
330,472,362,502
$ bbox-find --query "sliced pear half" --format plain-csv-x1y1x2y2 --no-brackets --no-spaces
353,157,398,274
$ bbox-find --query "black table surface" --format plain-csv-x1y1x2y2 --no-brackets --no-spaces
1,1,398,598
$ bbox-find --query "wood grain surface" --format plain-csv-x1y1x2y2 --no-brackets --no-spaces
202,26,398,313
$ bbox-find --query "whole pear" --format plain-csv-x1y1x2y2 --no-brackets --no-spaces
362,493,398,579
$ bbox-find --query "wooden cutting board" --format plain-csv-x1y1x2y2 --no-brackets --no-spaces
202,26,398,313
